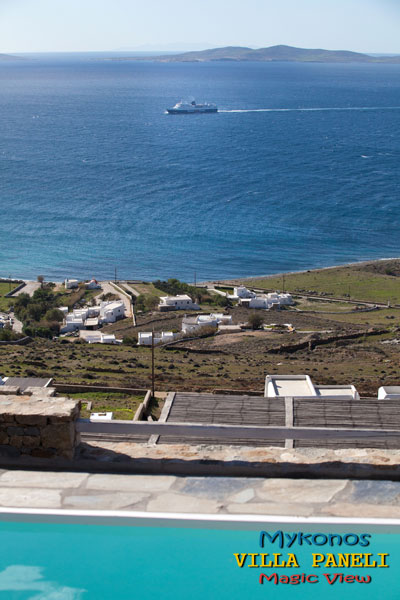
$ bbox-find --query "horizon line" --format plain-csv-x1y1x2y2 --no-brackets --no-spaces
3,44,400,56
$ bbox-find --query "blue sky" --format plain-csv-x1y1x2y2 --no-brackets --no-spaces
0,0,399,54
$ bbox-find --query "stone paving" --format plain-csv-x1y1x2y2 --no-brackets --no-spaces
0,470,400,517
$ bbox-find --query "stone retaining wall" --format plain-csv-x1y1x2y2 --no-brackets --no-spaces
268,328,388,354
0,388,80,460
5,282,25,297
54,383,147,395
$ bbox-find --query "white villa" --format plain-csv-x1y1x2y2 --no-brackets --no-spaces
99,301,125,323
182,313,232,335
241,292,293,310
158,295,200,312
86,278,101,290
228,286,256,300
264,374,360,400
79,331,120,344
138,331,176,346
227,286,293,309
60,301,125,333
182,316,217,335
64,279,79,289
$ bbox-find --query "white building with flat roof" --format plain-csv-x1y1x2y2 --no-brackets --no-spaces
378,386,400,400
86,279,101,289
61,300,125,333
229,286,256,300
264,374,359,400
60,314,85,333
79,330,118,344
64,278,79,289
159,295,200,311
138,331,176,346
182,313,232,335
243,292,293,310
99,301,125,323
235,286,256,299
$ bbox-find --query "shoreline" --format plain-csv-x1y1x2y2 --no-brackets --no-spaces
1,257,400,288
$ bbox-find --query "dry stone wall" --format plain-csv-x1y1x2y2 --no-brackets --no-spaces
0,387,80,460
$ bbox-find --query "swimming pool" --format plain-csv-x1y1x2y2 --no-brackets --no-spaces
0,509,399,599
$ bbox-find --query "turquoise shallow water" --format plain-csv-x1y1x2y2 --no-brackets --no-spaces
0,55,400,281
0,520,398,599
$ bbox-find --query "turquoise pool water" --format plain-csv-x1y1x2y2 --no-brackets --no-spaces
0,518,398,599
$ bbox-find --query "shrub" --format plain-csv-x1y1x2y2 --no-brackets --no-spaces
100,292,119,302
248,311,265,330
0,329,23,341
135,294,159,312
22,326,53,339
14,293,30,309
123,335,138,346
153,278,202,299
45,308,64,322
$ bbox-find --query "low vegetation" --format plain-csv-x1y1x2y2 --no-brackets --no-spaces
0,282,15,311
242,260,400,304
247,312,265,330
68,391,144,420
2,260,400,398
135,293,160,312
0,328,24,342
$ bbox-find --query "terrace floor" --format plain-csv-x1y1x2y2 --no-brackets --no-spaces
0,470,400,518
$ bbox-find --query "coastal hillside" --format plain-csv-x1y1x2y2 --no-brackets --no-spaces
146,44,400,63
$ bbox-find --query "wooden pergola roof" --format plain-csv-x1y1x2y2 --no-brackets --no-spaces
157,392,400,449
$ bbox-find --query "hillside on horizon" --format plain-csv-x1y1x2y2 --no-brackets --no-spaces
0,53,21,61
141,44,400,63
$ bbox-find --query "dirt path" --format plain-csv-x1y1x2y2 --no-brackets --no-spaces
97,282,133,318
211,330,276,347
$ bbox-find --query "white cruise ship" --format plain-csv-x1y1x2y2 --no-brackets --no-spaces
166,99,218,114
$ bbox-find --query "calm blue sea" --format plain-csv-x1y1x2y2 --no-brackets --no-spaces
1,53,400,282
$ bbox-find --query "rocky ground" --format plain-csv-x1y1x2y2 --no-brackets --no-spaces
1,301,399,399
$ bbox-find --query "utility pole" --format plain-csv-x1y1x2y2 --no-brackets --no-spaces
114,267,117,283
151,328,155,398
194,270,197,287
282,274,285,293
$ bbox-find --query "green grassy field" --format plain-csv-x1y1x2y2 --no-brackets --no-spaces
67,391,144,420
0,282,13,294
242,262,400,304
310,307,400,326
294,299,357,312
129,282,165,297
0,283,13,311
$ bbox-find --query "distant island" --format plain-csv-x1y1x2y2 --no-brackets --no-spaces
129,44,400,64
0,53,21,61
